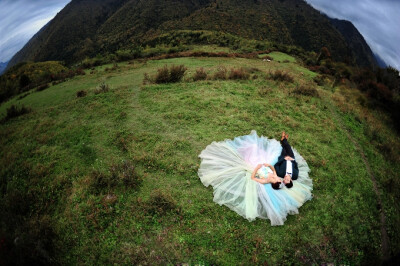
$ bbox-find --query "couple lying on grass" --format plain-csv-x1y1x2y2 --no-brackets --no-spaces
198,130,312,225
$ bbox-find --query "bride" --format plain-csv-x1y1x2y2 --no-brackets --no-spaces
198,130,313,225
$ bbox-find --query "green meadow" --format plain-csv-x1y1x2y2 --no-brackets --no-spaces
1,52,399,264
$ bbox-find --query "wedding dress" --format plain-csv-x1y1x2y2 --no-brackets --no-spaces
198,130,312,225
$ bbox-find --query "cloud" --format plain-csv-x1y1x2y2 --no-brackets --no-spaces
305,0,400,70
0,0,71,62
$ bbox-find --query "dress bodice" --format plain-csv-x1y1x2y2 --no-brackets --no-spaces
257,165,273,179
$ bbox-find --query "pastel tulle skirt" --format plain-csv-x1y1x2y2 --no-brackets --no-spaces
198,130,313,225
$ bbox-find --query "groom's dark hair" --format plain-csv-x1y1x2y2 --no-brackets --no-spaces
285,180,293,188
271,182,281,190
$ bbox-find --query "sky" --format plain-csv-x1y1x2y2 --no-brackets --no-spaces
0,0,71,63
305,0,400,69
0,0,399,70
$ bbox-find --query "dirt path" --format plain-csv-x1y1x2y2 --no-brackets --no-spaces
320,90,390,261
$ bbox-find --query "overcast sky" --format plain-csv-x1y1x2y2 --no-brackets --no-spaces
305,0,400,69
0,0,399,70
0,0,71,63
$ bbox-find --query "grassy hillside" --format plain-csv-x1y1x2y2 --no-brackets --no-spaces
1,51,399,264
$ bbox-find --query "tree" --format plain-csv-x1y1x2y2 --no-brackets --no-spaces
19,74,30,89
317,47,331,64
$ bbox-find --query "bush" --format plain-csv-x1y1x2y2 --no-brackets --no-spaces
19,74,31,89
155,65,170,83
75,68,86,75
212,66,227,80
144,189,178,216
76,90,87,97
229,68,250,80
169,65,187,82
152,65,187,84
365,81,393,103
2,105,31,123
142,73,153,84
193,67,208,81
36,83,49,92
313,75,328,86
90,161,141,193
110,161,141,188
94,82,110,94
291,84,319,97
268,70,294,83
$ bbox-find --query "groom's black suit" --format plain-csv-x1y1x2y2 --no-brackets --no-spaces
274,138,299,180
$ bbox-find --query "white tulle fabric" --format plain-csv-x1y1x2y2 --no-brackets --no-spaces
198,130,313,225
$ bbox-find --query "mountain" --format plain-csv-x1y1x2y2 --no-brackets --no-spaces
7,0,377,68
0,61,9,75
328,18,378,67
374,53,387,68
8,0,128,67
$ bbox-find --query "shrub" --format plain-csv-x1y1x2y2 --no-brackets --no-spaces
268,70,294,83
155,65,170,83
193,67,208,81
169,65,187,82
75,68,86,75
212,66,227,80
94,82,110,94
144,189,178,216
36,83,49,92
142,73,153,84
76,90,87,97
152,65,187,84
366,81,393,103
90,161,141,193
313,75,328,86
291,84,319,97
19,74,31,89
2,105,31,123
110,161,141,188
229,68,250,80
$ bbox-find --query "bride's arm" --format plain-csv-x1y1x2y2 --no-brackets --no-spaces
251,164,262,181
253,178,271,184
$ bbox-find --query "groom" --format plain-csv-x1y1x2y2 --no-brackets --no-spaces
274,132,298,188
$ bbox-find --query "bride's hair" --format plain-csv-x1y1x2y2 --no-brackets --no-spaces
285,180,293,188
271,182,281,190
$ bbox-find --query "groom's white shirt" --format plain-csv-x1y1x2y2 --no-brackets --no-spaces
285,159,293,177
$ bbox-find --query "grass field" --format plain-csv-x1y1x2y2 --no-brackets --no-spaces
1,52,399,264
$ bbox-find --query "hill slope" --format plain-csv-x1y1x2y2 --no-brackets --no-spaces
1,52,399,264
8,0,376,68
329,18,378,67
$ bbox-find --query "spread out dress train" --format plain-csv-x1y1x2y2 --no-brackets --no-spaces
198,130,313,225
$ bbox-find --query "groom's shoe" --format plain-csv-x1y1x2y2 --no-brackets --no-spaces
281,131,286,141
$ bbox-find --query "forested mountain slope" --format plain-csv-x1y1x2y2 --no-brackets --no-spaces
8,0,377,68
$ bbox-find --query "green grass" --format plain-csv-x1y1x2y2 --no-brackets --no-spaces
268,51,296,63
1,51,399,264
